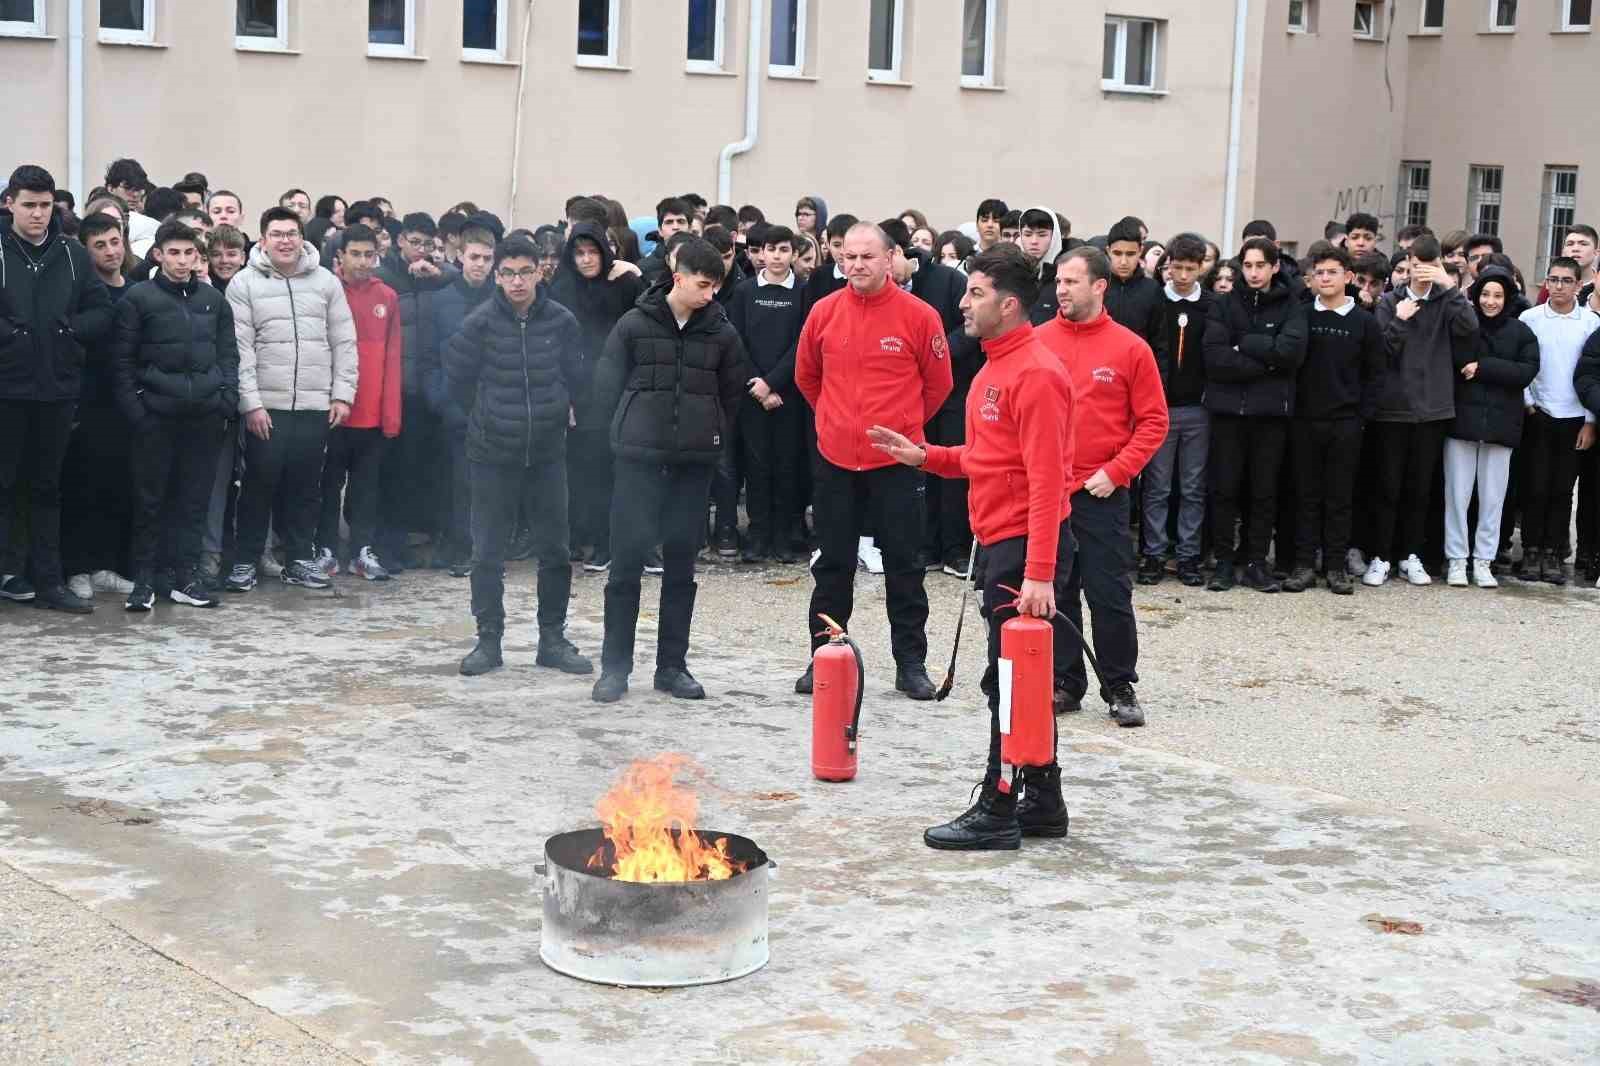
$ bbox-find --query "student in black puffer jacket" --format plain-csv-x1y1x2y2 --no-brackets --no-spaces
1442,266,1539,586
445,235,591,680
589,237,750,704
112,220,239,609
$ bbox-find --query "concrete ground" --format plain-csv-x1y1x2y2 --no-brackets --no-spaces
2,557,1597,1064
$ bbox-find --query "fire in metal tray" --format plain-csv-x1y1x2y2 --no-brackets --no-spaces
585,754,750,883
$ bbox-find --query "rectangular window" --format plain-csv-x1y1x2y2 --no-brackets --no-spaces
463,0,505,58
1467,165,1505,237
577,0,619,64
769,0,804,73
236,0,288,50
1353,1,1377,37
1102,16,1160,91
99,0,154,43
686,0,724,69
1489,0,1516,29
1287,0,1311,32
867,0,903,80
368,0,414,55
1397,160,1431,229
1537,166,1580,280
1420,0,1444,30
961,0,996,84
1564,0,1592,28
0,0,45,36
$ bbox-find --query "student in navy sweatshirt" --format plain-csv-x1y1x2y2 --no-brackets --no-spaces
1282,244,1385,594
727,225,807,562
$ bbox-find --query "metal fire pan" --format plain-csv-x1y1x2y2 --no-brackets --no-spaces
537,828,774,988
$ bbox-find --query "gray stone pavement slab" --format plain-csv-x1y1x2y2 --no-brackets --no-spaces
1,563,1597,1064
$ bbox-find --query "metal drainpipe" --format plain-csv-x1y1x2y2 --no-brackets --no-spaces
717,0,764,205
1222,0,1249,255
508,0,536,224
68,0,85,197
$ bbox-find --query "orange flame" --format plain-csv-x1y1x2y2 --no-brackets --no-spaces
586,754,746,883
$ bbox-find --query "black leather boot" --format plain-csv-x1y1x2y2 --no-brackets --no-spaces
1015,766,1069,838
459,629,504,676
924,781,1021,851
536,626,594,674
895,662,936,700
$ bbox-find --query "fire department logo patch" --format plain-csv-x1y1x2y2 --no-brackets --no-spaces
984,386,1001,402
1092,366,1116,384
373,303,387,319
931,333,948,360
980,385,1001,423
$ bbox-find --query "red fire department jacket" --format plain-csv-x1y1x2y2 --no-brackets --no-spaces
341,275,404,437
1035,309,1168,494
795,281,952,471
924,323,1075,582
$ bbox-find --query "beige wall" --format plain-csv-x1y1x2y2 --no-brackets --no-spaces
4,1,1244,241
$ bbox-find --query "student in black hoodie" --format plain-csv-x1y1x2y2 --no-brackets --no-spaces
1202,236,1308,592
727,225,806,562
546,220,642,572
701,224,747,554
1281,244,1384,594
1104,216,1170,368
1139,233,1212,587
589,238,749,704
638,197,694,290
112,220,239,611
1,165,115,612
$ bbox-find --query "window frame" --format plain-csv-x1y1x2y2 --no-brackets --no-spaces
1562,0,1592,30
1101,15,1162,93
960,0,997,86
1487,0,1517,31
576,0,622,67
367,0,417,57
866,0,905,82
98,0,156,44
1418,0,1444,32
462,0,507,60
235,0,289,51
1536,166,1580,281
0,0,47,37
1352,1,1380,39
1396,159,1431,230
1467,164,1505,237
1287,0,1312,33
768,0,807,76
685,0,726,73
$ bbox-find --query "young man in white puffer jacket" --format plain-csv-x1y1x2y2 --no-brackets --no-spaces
224,206,359,592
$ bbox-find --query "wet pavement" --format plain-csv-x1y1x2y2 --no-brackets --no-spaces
2,561,1597,1064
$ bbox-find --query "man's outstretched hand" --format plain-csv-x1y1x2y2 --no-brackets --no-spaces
867,425,925,467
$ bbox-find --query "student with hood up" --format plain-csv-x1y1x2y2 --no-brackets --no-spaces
548,220,644,572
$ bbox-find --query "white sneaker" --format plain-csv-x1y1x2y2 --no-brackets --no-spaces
857,536,884,575
90,569,135,594
313,546,338,578
258,553,284,578
1446,558,1468,587
1362,557,1390,586
1473,560,1498,588
1346,548,1368,577
68,573,94,600
1398,554,1431,586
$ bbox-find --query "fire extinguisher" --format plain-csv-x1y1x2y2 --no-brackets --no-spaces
994,586,1056,791
812,613,865,782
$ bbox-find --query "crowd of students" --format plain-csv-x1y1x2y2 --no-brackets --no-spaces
4,156,1599,644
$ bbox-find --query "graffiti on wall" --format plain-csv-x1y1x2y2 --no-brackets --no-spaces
1333,183,1394,228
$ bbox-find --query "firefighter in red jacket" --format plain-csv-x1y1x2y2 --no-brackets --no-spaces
1036,247,1169,728
794,223,953,701
869,245,1077,851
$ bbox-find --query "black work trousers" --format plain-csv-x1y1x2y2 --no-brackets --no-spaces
1058,488,1139,705
977,521,1075,784
129,413,227,581
1208,413,1289,564
469,449,571,635
923,407,972,564
1516,410,1585,556
60,402,134,578
738,396,803,547
317,426,388,555
1367,419,1447,564
806,456,929,666
1,399,86,585
603,459,714,674
1291,416,1363,570
235,409,329,566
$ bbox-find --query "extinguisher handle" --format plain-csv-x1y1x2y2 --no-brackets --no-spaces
993,584,1109,690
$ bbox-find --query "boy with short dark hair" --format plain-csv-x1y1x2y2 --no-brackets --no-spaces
113,220,239,610
1344,212,1380,260
1104,216,1169,366
974,198,1008,254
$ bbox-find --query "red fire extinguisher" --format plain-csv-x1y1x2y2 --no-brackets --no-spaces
996,587,1055,782
812,613,865,782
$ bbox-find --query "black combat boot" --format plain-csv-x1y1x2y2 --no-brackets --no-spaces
1015,765,1069,839
460,627,504,677
924,780,1021,851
